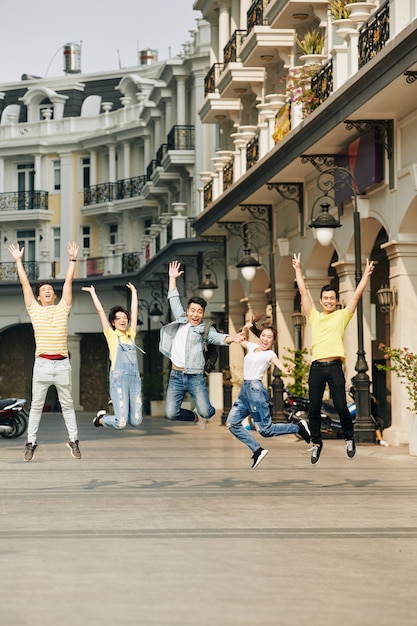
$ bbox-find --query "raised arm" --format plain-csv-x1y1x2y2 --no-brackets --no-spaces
168,260,184,291
347,258,375,315
81,285,110,333
127,282,138,330
292,253,313,317
62,241,79,306
8,243,34,308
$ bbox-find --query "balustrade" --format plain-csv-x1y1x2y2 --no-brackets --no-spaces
358,0,389,69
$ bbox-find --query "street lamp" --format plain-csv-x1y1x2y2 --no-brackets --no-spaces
309,166,375,443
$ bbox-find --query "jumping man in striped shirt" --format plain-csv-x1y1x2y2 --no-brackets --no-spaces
9,241,81,462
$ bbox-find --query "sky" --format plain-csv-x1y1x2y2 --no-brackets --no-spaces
0,0,201,83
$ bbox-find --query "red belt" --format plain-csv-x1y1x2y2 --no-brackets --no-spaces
39,354,67,360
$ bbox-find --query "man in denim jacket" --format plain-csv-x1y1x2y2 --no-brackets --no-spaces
159,260,244,428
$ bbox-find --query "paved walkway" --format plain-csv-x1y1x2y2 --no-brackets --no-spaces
1,411,417,626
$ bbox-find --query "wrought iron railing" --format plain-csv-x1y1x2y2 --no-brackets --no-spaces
146,159,158,181
0,191,48,211
246,134,259,170
223,158,234,191
247,0,269,33
84,176,147,205
311,58,333,106
223,30,247,66
203,180,213,208
0,261,38,281
156,143,168,166
122,252,141,274
167,125,195,150
358,0,389,69
204,63,224,96
117,175,147,199
84,183,118,205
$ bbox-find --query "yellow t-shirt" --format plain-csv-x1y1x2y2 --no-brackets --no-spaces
27,299,70,357
308,307,353,362
104,327,137,371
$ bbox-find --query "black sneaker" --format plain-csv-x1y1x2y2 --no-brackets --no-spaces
346,437,356,458
93,410,106,427
251,447,268,469
297,419,311,443
24,442,37,462
66,440,81,459
311,443,323,465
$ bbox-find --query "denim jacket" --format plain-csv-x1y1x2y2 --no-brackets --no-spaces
159,288,229,374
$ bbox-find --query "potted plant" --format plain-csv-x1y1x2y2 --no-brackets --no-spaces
376,344,417,454
286,64,322,118
282,347,311,397
296,30,326,64
329,0,351,20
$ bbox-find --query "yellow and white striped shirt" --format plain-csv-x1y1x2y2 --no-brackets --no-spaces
27,299,70,357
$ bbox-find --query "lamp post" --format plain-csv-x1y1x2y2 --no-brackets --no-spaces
238,205,286,422
198,242,233,424
309,166,375,443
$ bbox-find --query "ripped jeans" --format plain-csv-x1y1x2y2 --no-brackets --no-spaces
227,380,298,453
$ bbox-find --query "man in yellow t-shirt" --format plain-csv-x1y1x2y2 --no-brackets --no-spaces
9,241,81,462
292,253,375,465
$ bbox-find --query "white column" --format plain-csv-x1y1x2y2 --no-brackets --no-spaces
171,203,187,239
108,144,116,182
123,142,130,179
58,152,74,277
34,155,42,190
176,77,186,125
0,157,5,192
90,150,97,186
218,0,231,61
165,99,172,135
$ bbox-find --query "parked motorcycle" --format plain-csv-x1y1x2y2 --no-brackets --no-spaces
286,390,355,439
0,398,28,438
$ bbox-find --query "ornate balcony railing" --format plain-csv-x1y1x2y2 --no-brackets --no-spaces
117,175,147,199
246,134,259,170
358,0,389,69
203,180,213,208
223,158,234,191
247,0,269,33
84,183,118,205
156,143,168,166
84,176,147,206
122,252,141,274
311,58,333,107
167,125,195,150
0,261,38,281
204,63,224,96
146,159,158,181
0,190,48,211
223,30,247,66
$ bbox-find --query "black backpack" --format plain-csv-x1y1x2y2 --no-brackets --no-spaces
202,320,224,375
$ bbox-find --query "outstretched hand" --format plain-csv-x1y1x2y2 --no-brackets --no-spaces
8,243,24,261
81,286,95,294
67,241,79,260
169,260,184,279
292,252,301,271
126,282,137,292
364,258,375,277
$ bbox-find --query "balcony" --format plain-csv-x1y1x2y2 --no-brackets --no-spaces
217,29,265,99
359,0,390,69
0,190,50,222
0,261,38,281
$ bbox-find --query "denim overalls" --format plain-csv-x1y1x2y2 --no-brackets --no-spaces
103,337,143,429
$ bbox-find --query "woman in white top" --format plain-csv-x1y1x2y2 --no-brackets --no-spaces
227,319,311,469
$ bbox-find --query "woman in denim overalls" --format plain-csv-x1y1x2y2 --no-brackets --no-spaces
82,283,143,429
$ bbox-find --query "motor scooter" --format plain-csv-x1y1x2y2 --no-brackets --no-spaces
286,390,355,439
0,398,28,438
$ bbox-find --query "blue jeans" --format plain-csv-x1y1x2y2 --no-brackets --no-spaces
103,340,143,429
308,360,354,445
165,370,215,422
227,380,298,453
